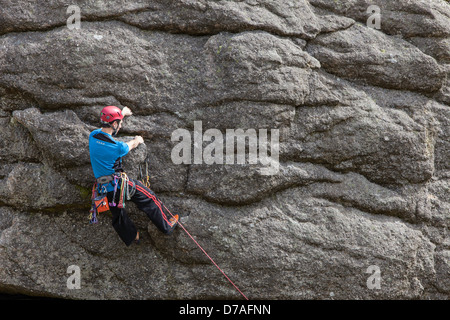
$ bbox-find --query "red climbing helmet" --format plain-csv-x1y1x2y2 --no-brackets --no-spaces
100,106,124,123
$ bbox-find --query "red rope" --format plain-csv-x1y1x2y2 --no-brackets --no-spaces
174,217,249,300
131,180,249,300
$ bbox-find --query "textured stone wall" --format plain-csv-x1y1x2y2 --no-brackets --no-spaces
0,0,448,299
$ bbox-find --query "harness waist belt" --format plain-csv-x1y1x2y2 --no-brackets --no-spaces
96,175,114,184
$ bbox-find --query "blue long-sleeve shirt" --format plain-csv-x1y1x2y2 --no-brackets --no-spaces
89,128,130,192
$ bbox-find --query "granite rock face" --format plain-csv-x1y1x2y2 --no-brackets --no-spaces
0,0,448,299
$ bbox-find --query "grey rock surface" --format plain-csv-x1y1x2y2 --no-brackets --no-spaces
0,0,448,300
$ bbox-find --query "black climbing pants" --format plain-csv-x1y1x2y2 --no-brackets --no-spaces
106,178,175,246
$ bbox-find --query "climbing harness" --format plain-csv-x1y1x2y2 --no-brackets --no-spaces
88,172,135,223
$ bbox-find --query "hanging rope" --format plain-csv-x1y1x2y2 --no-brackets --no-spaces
128,179,249,300
175,217,249,300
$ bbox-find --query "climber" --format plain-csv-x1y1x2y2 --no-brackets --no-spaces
88,105,179,246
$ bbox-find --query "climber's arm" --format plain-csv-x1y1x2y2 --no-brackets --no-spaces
121,106,143,150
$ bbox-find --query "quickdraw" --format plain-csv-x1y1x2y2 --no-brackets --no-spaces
110,175,118,207
117,173,126,208
89,161,150,223
138,158,151,189
117,172,136,208
89,172,137,223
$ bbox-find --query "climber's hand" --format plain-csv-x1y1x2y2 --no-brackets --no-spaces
122,106,133,117
135,135,144,144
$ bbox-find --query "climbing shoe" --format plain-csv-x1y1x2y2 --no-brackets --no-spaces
169,214,179,227
166,214,179,235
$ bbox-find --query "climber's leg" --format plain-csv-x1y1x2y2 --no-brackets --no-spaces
107,191,138,246
128,179,178,235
